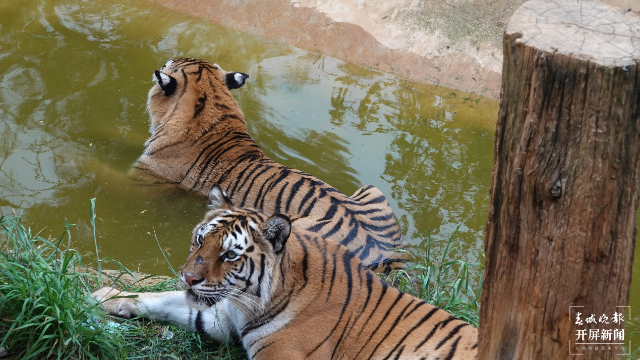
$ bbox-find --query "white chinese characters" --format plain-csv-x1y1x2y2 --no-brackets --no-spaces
574,312,625,342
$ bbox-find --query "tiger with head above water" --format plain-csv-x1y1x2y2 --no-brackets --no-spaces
131,57,406,271
93,185,478,359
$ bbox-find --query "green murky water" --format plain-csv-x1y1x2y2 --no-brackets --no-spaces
1,0,639,331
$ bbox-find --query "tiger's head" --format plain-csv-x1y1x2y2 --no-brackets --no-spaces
180,184,291,311
146,58,249,134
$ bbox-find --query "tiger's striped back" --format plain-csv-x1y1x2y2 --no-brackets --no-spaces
180,191,478,360
133,57,406,271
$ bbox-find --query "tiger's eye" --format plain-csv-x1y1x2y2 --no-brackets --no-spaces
223,250,238,261
196,234,204,247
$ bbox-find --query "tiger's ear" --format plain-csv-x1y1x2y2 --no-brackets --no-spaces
225,72,249,90
208,184,233,209
262,214,291,254
154,70,177,95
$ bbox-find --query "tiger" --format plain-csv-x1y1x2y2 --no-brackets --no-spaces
130,57,406,271
92,184,478,359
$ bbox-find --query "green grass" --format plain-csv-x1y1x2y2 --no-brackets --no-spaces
381,226,483,327
623,322,640,360
0,216,125,359
0,214,245,359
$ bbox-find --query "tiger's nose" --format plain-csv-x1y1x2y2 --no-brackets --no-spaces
182,272,204,286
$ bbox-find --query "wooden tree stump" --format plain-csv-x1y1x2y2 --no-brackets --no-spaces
479,0,640,359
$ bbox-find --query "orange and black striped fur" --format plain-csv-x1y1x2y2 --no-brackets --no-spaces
132,57,406,270
93,185,478,360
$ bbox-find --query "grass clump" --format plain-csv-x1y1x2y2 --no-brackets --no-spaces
0,212,245,359
382,227,483,327
0,216,125,359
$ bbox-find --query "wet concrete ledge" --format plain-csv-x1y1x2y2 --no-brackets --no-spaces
147,0,638,99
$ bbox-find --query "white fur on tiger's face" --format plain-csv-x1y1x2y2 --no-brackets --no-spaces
132,57,409,272
181,203,279,314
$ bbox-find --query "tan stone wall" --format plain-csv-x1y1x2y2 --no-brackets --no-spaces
147,0,639,98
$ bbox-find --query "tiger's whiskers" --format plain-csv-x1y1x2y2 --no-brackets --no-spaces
214,289,261,319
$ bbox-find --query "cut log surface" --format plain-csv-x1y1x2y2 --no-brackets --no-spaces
480,0,640,359
509,0,640,66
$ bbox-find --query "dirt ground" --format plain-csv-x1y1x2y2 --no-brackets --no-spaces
147,0,639,98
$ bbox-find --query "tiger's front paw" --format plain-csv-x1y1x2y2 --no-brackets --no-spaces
92,287,140,319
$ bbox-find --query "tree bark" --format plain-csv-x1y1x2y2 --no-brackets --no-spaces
479,1,640,359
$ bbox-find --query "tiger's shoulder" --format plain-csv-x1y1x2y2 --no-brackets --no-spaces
264,226,478,360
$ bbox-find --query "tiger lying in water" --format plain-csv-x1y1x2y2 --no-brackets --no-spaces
93,185,478,359
131,57,406,271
